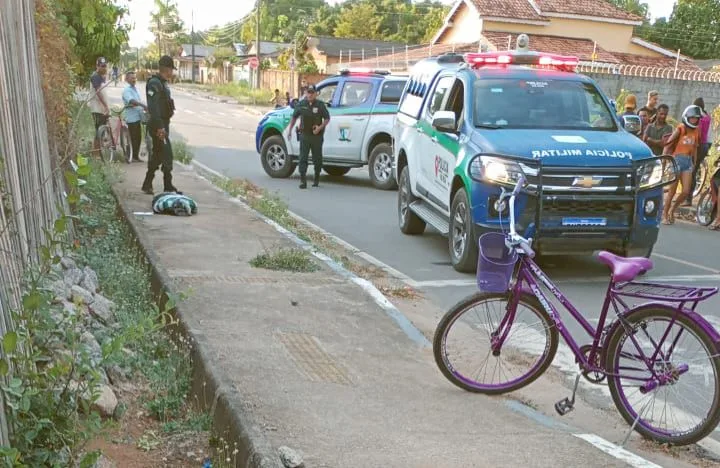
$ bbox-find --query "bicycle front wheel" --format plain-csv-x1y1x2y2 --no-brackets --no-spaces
433,292,559,395
696,189,717,226
694,160,708,198
605,306,720,445
97,125,114,162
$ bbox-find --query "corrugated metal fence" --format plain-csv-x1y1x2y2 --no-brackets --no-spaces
0,0,68,446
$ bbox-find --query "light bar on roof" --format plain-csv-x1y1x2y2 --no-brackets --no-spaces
339,67,391,75
464,51,579,72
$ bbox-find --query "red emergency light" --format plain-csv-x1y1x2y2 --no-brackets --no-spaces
465,51,579,72
339,67,391,76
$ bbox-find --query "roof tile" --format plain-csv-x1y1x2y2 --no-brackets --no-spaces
534,0,642,22
482,31,619,63
611,52,701,70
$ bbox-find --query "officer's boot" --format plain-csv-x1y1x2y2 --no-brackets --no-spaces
163,171,181,194
312,170,320,187
141,171,154,194
299,173,307,189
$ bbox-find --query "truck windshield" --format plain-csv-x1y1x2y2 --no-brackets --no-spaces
473,78,617,131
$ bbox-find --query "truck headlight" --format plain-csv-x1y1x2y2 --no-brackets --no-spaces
469,155,533,188
636,156,677,191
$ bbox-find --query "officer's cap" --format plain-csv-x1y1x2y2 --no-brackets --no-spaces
306,84,317,94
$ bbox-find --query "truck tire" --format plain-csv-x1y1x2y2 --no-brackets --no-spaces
398,166,426,235
449,189,479,273
369,143,397,190
324,166,351,177
261,135,296,178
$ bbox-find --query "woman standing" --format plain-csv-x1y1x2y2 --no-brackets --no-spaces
685,98,713,206
662,105,703,224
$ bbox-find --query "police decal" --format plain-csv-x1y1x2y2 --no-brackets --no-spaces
531,149,632,159
434,156,449,184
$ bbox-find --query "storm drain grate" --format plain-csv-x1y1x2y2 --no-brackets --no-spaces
276,331,352,385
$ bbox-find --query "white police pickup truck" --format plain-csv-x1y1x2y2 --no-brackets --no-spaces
394,37,673,272
255,69,408,190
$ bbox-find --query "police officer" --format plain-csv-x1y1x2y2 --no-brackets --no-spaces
142,55,179,194
286,85,330,189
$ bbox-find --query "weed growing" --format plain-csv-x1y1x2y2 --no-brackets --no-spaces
250,248,319,272
173,139,194,165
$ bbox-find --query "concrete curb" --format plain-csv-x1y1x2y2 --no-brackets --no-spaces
108,180,284,468
188,160,431,349
173,85,269,117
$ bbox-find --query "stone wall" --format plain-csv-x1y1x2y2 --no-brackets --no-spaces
586,72,720,120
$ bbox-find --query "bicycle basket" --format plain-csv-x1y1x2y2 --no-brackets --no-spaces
476,232,518,293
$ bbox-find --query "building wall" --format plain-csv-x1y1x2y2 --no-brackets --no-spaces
440,4,483,44
626,42,664,57
587,72,720,125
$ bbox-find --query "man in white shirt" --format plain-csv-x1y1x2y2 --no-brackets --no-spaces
122,71,147,162
89,57,110,155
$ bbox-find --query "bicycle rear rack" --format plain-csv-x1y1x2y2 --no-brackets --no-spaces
612,281,718,307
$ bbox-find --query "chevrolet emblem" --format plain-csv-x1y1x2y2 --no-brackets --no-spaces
571,176,602,189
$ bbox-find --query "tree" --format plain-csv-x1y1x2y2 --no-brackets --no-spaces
56,0,130,79
608,0,650,20
641,0,720,59
334,3,382,39
149,0,184,57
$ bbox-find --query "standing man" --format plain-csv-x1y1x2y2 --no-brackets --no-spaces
286,84,330,189
142,55,180,195
646,90,659,122
89,57,110,156
122,71,147,163
643,104,673,156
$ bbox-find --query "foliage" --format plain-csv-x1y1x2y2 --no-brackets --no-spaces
193,82,272,105
149,0,184,58
55,0,130,80
637,0,720,59
334,3,383,40
250,248,319,272
607,0,650,20
276,32,319,73
172,140,194,165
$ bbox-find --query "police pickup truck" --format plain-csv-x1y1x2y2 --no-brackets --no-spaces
394,36,675,272
255,69,407,190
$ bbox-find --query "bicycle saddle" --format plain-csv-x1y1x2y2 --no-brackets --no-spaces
597,251,654,283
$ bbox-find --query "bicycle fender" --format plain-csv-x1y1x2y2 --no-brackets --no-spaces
602,303,720,358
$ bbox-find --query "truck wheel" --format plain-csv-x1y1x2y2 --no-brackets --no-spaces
369,143,397,190
449,189,479,273
261,135,296,178
398,166,425,235
324,166,351,177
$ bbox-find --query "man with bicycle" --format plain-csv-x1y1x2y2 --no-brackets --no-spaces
89,57,110,156
122,71,147,163
141,55,179,195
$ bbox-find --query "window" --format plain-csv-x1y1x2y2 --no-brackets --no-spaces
427,76,455,118
379,80,407,104
398,78,425,117
339,81,372,107
472,79,617,130
317,83,337,104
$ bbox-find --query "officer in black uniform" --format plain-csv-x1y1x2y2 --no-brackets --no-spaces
286,84,330,189
142,55,179,194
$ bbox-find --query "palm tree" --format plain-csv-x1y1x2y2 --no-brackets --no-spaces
149,0,184,57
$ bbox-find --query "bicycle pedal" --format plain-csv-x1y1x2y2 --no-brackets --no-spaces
554,398,574,416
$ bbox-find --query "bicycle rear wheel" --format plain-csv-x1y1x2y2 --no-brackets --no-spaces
97,125,114,162
696,189,717,226
433,292,559,395
605,306,720,445
120,126,132,163
693,160,708,199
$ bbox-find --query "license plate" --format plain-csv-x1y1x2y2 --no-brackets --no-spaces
562,217,607,226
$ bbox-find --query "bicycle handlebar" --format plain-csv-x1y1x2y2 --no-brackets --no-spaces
498,174,536,258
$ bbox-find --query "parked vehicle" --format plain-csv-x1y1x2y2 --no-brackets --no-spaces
255,69,408,190
393,35,669,272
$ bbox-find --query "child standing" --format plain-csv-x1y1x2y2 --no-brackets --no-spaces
662,105,703,224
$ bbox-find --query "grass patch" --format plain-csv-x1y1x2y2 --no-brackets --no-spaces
77,162,209,432
173,139,194,164
182,82,272,106
250,247,319,272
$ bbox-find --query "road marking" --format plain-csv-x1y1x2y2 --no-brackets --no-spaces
573,434,662,468
184,109,195,114
217,112,226,116
653,253,720,274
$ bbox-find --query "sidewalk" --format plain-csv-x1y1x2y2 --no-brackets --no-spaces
113,164,637,467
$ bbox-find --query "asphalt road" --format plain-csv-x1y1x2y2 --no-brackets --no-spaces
107,84,720,338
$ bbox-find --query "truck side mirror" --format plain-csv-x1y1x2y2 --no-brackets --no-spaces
432,110,456,133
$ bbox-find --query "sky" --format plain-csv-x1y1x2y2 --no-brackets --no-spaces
125,0,678,48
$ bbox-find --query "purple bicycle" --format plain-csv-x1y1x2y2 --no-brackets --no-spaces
434,154,720,446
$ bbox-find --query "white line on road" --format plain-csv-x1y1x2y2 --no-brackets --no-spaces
573,434,662,468
184,109,195,114
653,253,720,274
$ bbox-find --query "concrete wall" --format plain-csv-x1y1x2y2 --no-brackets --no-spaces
586,72,720,121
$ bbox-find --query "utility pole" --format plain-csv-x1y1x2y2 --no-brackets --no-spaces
191,10,196,83
156,17,162,59
255,0,261,89
136,47,140,71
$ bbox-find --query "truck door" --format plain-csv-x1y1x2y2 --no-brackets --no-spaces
419,75,456,213
323,80,373,160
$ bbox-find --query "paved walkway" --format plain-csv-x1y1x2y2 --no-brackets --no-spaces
114,164,649,467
